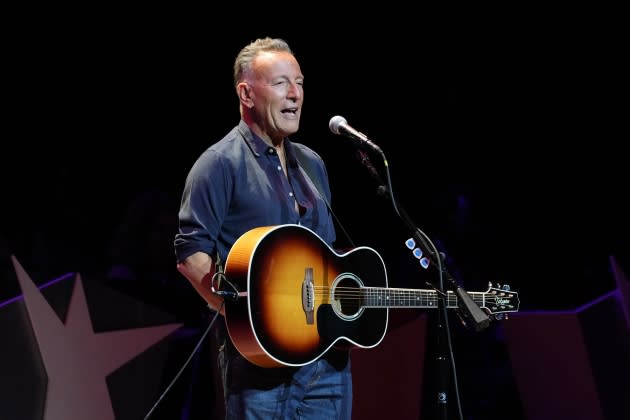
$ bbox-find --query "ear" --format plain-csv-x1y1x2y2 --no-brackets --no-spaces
237,82,254,109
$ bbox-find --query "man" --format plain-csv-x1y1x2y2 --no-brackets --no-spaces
174,37,352,419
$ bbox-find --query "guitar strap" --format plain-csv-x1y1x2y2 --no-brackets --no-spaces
293,145,356,248
293,145,328,205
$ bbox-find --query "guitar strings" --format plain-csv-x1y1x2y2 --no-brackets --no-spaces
303,286,511,307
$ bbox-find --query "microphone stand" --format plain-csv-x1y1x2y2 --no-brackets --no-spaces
354,148,491,420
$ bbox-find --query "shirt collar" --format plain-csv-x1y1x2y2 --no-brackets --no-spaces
237,120,298,168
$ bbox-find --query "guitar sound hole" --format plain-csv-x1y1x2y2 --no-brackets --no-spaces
332,275,362,320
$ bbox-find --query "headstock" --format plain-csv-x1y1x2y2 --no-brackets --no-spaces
481,283,520,320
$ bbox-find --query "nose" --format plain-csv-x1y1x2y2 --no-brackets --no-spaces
288,82,303,100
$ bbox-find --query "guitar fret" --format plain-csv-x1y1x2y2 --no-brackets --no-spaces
363,287,441,307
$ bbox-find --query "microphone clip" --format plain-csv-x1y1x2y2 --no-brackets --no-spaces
355,149,388,196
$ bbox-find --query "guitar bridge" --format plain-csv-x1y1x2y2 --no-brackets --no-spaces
302,267,315,324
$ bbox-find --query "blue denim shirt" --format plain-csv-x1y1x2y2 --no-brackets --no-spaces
174,120,336,264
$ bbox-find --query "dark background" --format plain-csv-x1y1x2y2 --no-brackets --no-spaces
3,6,626,311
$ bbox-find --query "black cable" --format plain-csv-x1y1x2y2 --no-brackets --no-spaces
210,264,240,301
143,301,225,419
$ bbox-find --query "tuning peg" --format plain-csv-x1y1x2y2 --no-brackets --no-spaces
502,284,511,291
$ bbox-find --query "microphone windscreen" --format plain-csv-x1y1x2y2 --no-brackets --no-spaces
328,115,347,135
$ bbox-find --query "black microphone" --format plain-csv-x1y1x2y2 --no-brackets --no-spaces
329,115,383,154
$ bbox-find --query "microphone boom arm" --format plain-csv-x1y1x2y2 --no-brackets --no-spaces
350,130,490,331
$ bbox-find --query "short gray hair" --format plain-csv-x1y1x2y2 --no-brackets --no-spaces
233,37,293,87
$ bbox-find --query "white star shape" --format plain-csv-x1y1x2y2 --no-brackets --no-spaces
11,256,182,420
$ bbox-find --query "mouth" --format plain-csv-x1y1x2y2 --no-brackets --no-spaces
281,107,299,116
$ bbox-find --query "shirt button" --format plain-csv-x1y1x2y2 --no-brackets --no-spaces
289,192,294,197
277,165,282,171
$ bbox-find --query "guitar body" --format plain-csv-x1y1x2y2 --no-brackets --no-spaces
224,224,389,368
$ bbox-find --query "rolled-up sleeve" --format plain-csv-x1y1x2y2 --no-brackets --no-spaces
174,149,230,263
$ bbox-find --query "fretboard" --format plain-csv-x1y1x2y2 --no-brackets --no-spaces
361,287,484,309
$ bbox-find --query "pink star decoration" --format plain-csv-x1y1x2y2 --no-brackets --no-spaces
11,256,183,420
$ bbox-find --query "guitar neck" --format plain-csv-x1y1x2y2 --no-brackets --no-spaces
362,287,483,309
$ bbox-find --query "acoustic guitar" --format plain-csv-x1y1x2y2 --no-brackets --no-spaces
222,224,519,368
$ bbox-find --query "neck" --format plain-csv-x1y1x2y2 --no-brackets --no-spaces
242,115,284,148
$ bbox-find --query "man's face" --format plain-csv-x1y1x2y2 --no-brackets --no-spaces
247,50,304,142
